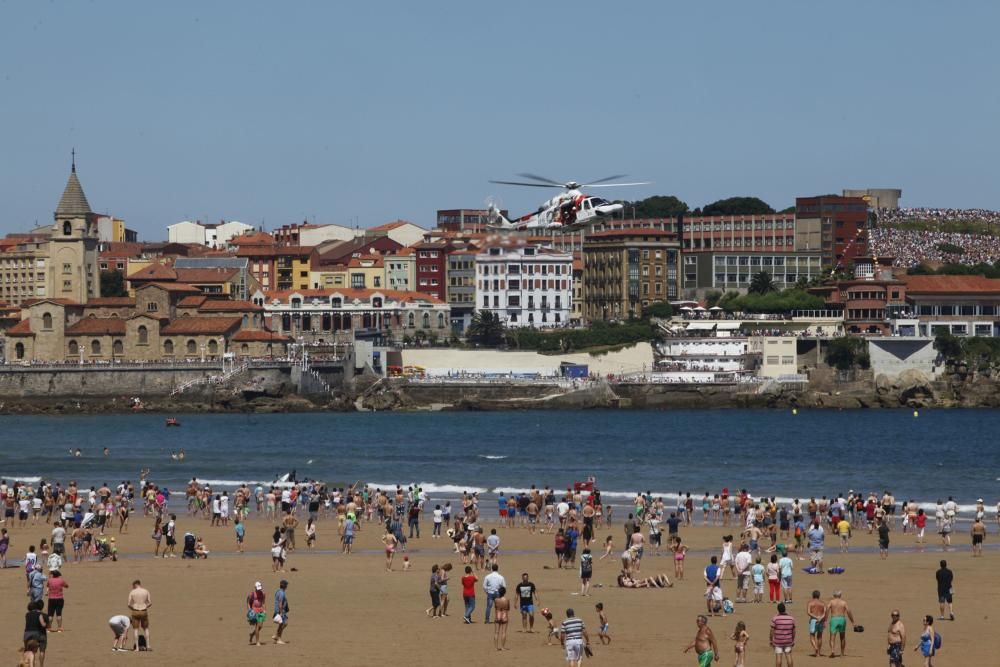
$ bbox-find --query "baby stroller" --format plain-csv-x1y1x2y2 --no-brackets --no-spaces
181,532,196,559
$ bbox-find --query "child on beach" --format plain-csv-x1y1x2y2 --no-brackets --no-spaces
0,528,8,568
731,620,749,666
305,518,316,549
670,536,687,580
596,602,610,645
541,608,558,645
234,519,245,553
599,535,614,560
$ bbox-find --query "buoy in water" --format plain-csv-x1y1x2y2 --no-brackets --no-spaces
792,408,798,415
913,410,919,418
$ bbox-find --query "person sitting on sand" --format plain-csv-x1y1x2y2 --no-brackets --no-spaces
194,536,209,558
617,571,672,588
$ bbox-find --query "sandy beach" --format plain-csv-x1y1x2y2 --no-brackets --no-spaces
0,506,993,666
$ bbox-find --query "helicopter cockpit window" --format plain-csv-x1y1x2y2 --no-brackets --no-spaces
591,197,609,207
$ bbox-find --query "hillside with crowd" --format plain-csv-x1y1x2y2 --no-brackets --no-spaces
871,208,1000,266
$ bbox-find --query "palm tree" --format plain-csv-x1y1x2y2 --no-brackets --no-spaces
748,271,777,295
467,311,507,346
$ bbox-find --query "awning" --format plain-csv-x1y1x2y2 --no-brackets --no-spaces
685,322,716,331
715,322,742,330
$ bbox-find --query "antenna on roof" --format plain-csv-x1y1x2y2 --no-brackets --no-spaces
71,148,76,173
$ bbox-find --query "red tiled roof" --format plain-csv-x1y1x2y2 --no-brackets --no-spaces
198,300,263,313
235,247,278,258
22,298,81,307
65,318,127,335
6,318,34,336
348,255,384,268
128,263,177,281
232,329,292,342
84,297,136,307
137,282,203,294
161,316,242,335
369,219,422,232
274,246,314,257
229,231,275,246
177,296,209,308
901,274,1000,295
173,268,240,283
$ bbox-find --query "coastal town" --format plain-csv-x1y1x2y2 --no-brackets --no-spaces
0,165,998,409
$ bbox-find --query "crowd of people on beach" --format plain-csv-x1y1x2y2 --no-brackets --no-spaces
2,473,997,665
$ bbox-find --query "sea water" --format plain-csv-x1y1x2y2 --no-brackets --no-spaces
1,410,997,514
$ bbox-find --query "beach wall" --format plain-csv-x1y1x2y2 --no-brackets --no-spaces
401,343,653,376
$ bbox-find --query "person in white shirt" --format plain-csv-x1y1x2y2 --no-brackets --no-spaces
109,614,131,652
432,505,443,538
483,564,506,623
734,544,753,603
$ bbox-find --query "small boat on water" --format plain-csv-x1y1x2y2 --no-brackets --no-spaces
165,418,181,427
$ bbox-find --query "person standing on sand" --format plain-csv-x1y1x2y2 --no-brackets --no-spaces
282,512,298,552
272,580,289,645
971,516,986,556
45,569,67,632
562,608,590,667
127,579,151,652
246,582,266,645
888,609,906,667
483,563,506,624
517,572,538,632
935,560,954,620
914,615,936,666
704,556,722,616
684,614,719,666
825,591,855,657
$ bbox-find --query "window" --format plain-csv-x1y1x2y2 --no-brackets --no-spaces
42,312,52,329
408,312,415,328
68,340,78,355
187,339,197,354
138,325,148,344
113,340,124,355
438,313,445,329
15,342,24,359
208,339,219,355
351,273,365,288
422,312,430,328
62,221,72,236
91,339,101,355
62,263,72,274
62,281,72,291
147,302,158,312
164,340,174,355
241,343,250,355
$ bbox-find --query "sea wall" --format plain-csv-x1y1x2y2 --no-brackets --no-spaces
401,343,654,376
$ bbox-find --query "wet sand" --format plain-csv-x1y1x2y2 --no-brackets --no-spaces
0,512,993,666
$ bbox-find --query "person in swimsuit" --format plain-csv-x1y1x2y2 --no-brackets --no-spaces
913,615,935,666
731,620,749,667
684,615,719,667
671,536,688,580
493,586,510,651
596,602,610,645
382,528,397,572
826,591,855,657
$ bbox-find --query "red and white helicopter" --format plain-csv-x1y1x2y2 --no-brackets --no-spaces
486,173,649,231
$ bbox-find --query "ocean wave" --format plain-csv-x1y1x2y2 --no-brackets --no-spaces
194,478,293,488
478,455,508,460
0,475,42,483
366,481,490,495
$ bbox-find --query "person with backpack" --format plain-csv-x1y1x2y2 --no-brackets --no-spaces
914,615,940,666
579,548,593,596
246,581,266,645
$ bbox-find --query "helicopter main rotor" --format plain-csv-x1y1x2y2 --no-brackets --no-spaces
489,173,648,190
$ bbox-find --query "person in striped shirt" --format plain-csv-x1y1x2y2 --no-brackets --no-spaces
770,602,796,666
560,608,590,667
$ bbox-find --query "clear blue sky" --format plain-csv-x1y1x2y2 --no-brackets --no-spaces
1,1,998,240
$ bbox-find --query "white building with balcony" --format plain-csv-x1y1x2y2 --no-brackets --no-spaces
475,245,572,327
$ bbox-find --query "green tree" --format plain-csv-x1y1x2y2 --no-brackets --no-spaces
826,337,869,370
704,290,724,308
642,301,673,320
701,197,775,216
935,242,965,255
466,311,507,346
933,332,964,361
748,271,777,295
100,270,128,297
615,195,689,218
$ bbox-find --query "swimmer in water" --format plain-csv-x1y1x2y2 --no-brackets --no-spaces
103,447,110,457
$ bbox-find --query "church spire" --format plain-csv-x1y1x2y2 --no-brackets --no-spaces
55,153,92,218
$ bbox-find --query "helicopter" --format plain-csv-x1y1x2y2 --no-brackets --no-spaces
486,173,649,231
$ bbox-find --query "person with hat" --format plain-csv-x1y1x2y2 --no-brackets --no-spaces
246,581,266,645
272,580,289,645
27,562,46,604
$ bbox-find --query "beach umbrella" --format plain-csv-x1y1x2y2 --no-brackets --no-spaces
693,306,707,312
709,306,723,311
680,306,693,311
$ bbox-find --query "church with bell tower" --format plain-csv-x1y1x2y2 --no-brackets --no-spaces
48,154,101,303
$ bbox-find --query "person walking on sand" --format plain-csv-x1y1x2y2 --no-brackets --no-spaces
461,565,478,624
246,582,266,645
45,569,67,632
769,602,795,667
516,572,538,633
493,586,510,651
684,614,719,666
935,560,954,620
913,615,936,666
826,591,855,657
806,590,826,656
272,580,289,645
127,579,151,652
971,516,986,556
382,527,398,572
731,620,749,667
888,609,906,667
562,607,591,667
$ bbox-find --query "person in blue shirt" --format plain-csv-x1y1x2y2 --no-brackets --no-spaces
565,525,580,566
273,580,289,645
498,494,508,522
234,519,245,553
704,556,722,615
